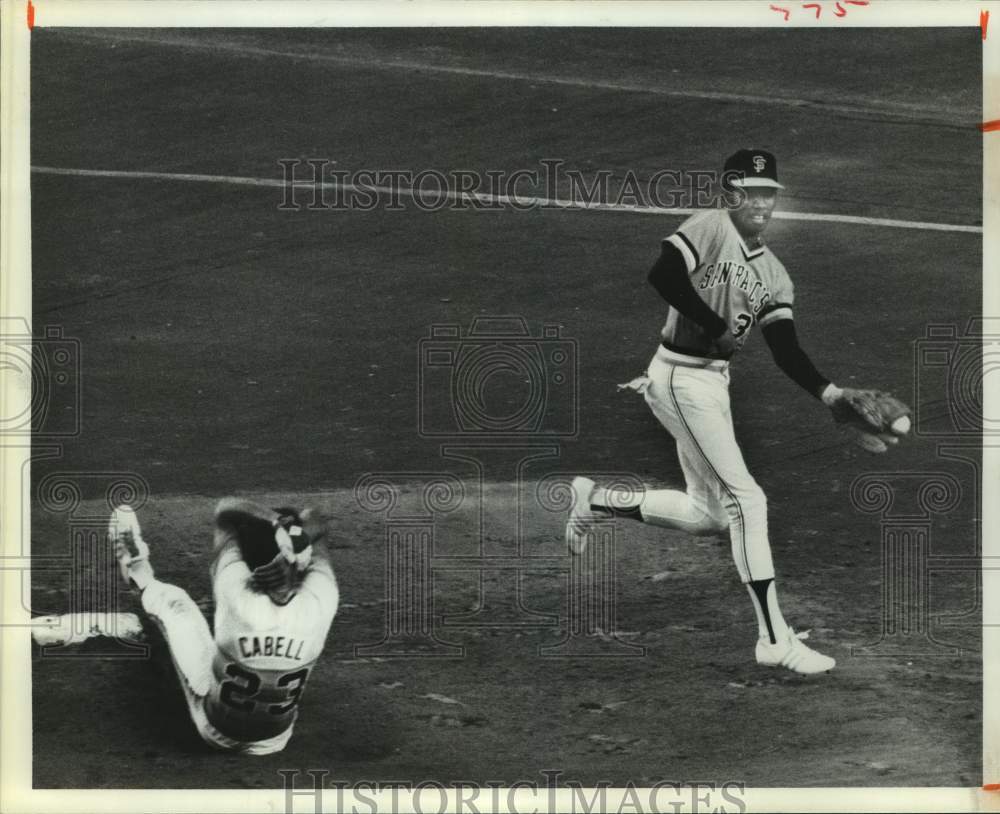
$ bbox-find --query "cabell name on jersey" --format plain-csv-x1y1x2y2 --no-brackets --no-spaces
238,634,307,660
697,260,772,315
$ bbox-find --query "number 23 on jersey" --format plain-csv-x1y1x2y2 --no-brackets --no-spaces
219,662,310,716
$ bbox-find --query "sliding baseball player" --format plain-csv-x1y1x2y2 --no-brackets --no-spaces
111,498,339,753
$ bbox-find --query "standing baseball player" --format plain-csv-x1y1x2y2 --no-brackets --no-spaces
111,498,339,754
567,148,899,675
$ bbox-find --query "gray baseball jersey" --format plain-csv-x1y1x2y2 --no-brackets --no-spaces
662,208,794,357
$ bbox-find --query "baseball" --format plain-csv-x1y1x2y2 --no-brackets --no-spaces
891,415,911,436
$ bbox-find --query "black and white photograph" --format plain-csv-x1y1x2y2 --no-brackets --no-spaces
0,1,995,812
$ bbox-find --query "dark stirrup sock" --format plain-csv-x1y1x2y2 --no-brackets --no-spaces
590,501,644,522
748,578,782,644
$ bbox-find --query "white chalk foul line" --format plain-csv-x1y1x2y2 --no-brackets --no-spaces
31,165,982,234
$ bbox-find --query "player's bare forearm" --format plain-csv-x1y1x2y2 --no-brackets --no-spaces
647,244,728,338
761,319,830,399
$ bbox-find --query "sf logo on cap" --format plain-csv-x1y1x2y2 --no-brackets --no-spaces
753,155,767,173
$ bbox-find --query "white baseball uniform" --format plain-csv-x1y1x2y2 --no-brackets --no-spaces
636,207,795,583
588,151,838,670
140,540,338,755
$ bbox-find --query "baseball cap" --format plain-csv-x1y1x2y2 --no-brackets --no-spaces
723,149,784,189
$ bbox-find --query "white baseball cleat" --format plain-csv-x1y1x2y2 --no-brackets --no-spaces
110,505,154,590
565,476,598,555
755,628,835,675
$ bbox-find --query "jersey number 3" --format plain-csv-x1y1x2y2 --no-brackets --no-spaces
732,313,752,339
220,663,310,716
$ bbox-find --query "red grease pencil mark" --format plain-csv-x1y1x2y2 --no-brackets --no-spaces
981,119,1000,132
983,783,1000,791
770,0,865,22
26,0,34,30
983,10,990,40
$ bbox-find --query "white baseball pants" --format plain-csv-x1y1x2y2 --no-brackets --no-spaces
640,345,776,583
140,579,292,755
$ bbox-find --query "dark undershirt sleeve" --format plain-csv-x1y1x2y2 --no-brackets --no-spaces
761,318,830,399
647,242,728,339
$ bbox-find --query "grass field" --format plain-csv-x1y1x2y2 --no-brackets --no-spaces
28,27,982,788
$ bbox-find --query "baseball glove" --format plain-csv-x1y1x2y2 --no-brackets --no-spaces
828,387,912,453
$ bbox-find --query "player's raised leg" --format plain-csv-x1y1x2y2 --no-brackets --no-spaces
598,444,730,534
566,470,726,556
565,426,731,551
110,505,154,590
111,505,216,697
